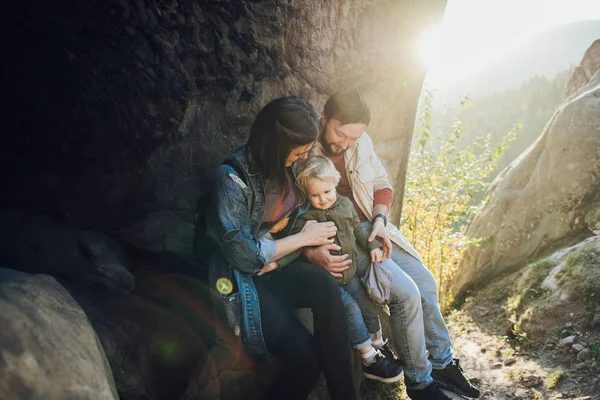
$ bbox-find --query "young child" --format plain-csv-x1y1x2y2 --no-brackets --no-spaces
257,155,402,383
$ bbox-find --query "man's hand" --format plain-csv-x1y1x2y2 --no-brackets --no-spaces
303,244,351,278
368,219,393,259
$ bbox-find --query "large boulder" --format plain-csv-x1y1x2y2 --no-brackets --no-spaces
0,211,135,291
566,39,600,96
453,41,600,296
0,267,118,400
182,344,278,400
65,274,213,400
1,0,445,258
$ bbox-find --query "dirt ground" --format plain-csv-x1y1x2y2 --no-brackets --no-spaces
437,306,600,400
363,298,600,400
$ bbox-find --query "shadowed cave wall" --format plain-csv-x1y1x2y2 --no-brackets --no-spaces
1,0,445,260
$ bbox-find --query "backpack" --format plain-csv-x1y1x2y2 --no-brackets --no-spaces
193,159,246,263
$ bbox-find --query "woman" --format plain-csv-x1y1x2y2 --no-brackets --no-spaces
205,97,358,400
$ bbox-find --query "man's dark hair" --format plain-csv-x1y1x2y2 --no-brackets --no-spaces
323,91,371,126
247,96,319,192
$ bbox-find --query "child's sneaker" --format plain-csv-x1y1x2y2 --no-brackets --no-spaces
362,351,403,383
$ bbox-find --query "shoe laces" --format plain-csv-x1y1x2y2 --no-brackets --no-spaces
382,341,394,353
451,358,464,373
374,350,393,367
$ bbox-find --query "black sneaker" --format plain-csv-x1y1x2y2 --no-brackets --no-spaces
362,351,403,383
431,358,481,398
375,339,398,361
406,381,452,400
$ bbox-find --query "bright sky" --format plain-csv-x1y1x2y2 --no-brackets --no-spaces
419,0,600,87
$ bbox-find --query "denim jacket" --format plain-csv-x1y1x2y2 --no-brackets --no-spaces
205,146,310,361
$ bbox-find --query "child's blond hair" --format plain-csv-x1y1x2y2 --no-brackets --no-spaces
296,155,341,192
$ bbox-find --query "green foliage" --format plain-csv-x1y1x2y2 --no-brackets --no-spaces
403,90,517,304
361,380,402,399
502,259,554,342
544,369,564,389
591,342,600,361
560,243,600,322
564,243,600,273
434,71,569,182
584,202,600,232
505,295,523,314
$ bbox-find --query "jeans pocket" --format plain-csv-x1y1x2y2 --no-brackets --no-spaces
225,292,242,337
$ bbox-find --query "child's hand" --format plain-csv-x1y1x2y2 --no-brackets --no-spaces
370,248,384,263
256,261,279,276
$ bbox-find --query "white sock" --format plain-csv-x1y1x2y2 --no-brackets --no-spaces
370,329,383,342
360,347,377,366
372,338,384,349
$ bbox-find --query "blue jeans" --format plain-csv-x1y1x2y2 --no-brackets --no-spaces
339,275,381,349
361,221,453,390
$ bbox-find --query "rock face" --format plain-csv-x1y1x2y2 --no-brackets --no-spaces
566,39,600,96
0,267,118,400
65,278,211,400
2,0,445,258
0,212,135,291
0,1,447,399
453,41,600,296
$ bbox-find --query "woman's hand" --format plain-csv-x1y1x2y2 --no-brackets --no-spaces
370,248,384,263
256,261,279,276
299,220,337,247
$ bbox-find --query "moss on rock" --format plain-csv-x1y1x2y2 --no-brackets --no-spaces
585,202,600,233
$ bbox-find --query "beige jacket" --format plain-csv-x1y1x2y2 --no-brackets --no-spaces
314,132,423,263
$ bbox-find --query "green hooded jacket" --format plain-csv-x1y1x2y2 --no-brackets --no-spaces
278,195,381,285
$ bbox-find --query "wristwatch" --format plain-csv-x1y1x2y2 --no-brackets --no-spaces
373,213,388,227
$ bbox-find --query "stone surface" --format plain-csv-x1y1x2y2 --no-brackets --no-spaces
560,335,578,347
567,40,600,96
0,211,134,291
540,236,600,296
0,1,448,398
453,40,600,296
572,344,585,352
0,267,118,400
65,275,213,400
1,0,446,258
577,348,592,362
181,344,276,400
504,357,517,366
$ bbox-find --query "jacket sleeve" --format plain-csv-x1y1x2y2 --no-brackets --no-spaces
348,198,381,252
205,164,275,273
361,133,394,193
276,214,309,267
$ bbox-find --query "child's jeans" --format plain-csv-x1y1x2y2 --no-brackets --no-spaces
339,274,381,349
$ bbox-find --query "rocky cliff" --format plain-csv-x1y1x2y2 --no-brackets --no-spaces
453,39,600,298
2,0,444,258
0,1,445,399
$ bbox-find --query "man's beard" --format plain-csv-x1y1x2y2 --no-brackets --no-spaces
318,125,347,156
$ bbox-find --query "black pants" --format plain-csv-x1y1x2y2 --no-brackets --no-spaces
254,261,358,400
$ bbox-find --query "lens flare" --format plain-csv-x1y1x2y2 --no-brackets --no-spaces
216,278,233,295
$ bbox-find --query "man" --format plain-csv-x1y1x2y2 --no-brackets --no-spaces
304,91,481,400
